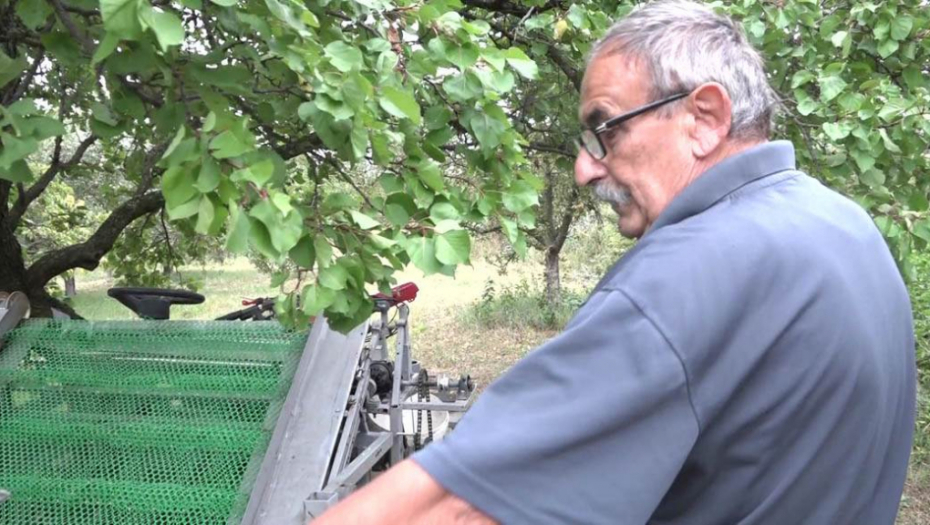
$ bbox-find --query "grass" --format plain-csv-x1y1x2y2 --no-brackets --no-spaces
57,235,929,523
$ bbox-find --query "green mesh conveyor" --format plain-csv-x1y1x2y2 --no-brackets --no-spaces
0,319,307,525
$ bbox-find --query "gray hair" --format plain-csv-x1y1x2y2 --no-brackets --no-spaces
591,0,779,141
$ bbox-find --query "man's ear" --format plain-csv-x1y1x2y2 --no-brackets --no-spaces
686,82,732,158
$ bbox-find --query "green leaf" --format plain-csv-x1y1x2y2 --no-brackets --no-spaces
796,96,819,116
791,70,816,89
830,30,848,47
210,130,249,159
22,116,65,141
324,41,364,72
385,193,415,227
378,87,421,125
890,16,913,41
879,129,901,154
480,48,506,71
15,1,53,29
466,110,506,152
195,195,215,234
210,0,238,6
101,0,144,40
443,72,484,102
822,121,853,140
502,180,538,212
0,51,28,89
430,202,460,222
226,208,250,253
850,148,876,173
161,126,186,161
503,47,538,79
350,210,380,229
435,230,471,265
322,192,355,214
166,195,201,220
250,199,302,254
314,235,333,268
195,157,221,192
289,236,315,269
93,33,120,64
406,236,443,274
903,66,926,91
0,160,34,183
446,43,479,69
149,10,185,52
319,263,349,290
859,168,885,188
91,102,119,126
417,159,444,192
230,159,275,187
818,75,847,103
877,39,899,59
302,284,336,316
161,165,198,207
0,133,38,169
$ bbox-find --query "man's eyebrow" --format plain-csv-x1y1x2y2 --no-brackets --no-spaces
582,107,610,129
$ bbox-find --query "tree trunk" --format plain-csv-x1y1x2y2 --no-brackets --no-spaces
64,274,76,297
544,247,561,306
0,216,29,295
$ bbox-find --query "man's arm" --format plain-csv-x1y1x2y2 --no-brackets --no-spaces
311,459,497,525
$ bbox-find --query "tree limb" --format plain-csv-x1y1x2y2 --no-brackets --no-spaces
9,135,97,228
6,49,45,105
48,0,95,55
554,185,579,252
26,191,165,287
528,141,575,158
460,0,564,17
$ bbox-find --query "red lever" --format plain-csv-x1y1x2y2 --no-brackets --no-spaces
373,282,419,304
391,282,418,303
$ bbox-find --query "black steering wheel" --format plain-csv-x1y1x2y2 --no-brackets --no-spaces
107,287,205,320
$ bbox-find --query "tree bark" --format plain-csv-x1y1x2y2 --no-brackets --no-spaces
26,190,165,290
64,273,76,297
0,215,29,296
544,247,561,306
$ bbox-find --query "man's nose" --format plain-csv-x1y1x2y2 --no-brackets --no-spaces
575,149,607,187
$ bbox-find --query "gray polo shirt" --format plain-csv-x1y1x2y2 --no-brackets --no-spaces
414,141,916,524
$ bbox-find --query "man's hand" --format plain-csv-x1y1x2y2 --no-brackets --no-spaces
311,459,496,525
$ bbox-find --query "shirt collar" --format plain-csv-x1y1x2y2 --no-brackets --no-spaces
647,140,797,234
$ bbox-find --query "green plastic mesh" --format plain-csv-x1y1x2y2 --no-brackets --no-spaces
0,319,307,525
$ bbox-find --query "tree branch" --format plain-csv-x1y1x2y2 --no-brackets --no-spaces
48,0,95,55
528,141,575,158
460,0,564,17
554,185,579,251
26,191,165,287
9,135,97,228
7,49,45,104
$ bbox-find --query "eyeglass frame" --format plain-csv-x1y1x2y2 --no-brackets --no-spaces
577,91,690,160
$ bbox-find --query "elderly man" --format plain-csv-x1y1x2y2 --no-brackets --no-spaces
316,1,916,523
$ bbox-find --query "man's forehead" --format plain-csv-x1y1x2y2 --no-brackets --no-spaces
578,53,648,124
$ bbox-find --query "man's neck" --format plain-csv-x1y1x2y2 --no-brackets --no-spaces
693,139,767,181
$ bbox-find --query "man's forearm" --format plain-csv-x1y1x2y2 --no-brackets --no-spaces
311,459,496,525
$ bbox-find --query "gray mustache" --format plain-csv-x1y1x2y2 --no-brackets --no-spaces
594,181,632,207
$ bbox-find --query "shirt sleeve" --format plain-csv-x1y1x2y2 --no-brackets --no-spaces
413,289,700,525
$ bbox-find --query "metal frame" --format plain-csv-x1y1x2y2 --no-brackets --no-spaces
239,317,369,525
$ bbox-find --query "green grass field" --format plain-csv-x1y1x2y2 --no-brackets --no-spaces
60,251,929,523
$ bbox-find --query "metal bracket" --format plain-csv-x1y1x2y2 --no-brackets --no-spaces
304,491,340,520
0,291,29,348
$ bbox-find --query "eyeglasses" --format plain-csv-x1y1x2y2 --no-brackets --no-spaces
577,92,690,160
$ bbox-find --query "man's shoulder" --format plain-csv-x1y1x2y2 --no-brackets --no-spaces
599,170,885,308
